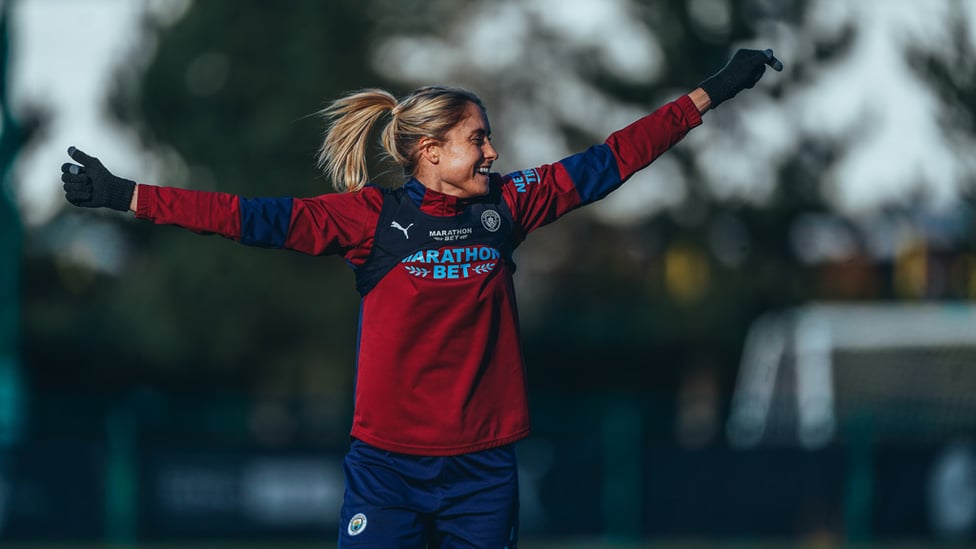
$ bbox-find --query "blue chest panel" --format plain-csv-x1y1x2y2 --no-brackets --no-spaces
355,185,516,296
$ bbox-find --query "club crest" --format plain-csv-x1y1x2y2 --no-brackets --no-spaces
481,209,501,232
348,513,367,536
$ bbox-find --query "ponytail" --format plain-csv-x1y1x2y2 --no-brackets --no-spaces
317,89,397,192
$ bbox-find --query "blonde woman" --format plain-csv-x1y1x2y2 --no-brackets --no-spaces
62,49,782,548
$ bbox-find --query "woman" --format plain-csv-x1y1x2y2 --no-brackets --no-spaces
62,48,781,548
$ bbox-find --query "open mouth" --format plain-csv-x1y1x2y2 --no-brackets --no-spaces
477,165,491,176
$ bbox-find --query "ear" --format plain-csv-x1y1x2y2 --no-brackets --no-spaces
418,137,440,165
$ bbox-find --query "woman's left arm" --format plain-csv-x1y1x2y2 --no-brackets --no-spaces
501,94,702,241
501,48,782,240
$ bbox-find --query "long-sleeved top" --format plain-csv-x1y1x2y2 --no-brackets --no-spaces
135,95,702,455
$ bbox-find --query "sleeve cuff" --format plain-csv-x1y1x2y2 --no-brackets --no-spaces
676,94,704,129
134,183,153,219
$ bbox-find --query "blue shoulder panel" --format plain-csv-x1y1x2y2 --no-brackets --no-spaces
559,143,622,205
404,178,426,207
239,197,293,248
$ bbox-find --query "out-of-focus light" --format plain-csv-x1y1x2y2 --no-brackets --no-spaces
894,238,927,299
664,243,710,302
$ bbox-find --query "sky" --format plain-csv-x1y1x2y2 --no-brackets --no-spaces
9,0,188,227
7,0,976,230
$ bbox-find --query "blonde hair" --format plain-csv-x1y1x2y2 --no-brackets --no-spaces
317,86,486,192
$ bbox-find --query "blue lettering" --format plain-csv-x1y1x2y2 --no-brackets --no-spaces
512,169,538,193
512,173,526,193
405,248,501,275
480,247,497,261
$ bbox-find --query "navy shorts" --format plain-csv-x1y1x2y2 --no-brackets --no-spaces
338,439,519,548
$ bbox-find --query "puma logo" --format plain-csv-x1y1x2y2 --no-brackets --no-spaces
391,221,414,239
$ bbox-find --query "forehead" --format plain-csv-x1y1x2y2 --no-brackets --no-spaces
453,102,491,134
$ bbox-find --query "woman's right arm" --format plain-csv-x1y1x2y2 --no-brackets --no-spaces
133,182,380,257
63,147,380,257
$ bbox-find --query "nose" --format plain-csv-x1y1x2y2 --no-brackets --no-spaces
484,141,499,161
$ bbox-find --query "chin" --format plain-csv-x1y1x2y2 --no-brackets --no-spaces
460,180,490,198
473,175,492,195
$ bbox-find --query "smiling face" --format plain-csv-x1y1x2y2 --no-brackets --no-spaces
415,101,499,199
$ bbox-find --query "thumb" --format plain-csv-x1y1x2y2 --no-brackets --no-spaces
67,146,96,167
763,49,784,72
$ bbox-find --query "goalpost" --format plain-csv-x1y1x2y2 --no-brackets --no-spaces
728,302,976,450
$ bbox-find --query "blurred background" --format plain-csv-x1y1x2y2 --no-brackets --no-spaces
2,0,976,546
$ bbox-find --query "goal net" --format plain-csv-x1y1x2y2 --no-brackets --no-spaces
727,303,976,449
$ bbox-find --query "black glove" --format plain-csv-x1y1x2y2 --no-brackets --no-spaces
699,48,783,109
61,146,136,212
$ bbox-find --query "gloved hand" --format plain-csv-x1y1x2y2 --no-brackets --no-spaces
698,48,783,109
61,146,136,212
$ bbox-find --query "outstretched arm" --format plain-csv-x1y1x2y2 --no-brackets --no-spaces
501,48,784,238
61,146,378,258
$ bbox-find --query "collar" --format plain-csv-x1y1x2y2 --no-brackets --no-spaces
403,178,471,216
